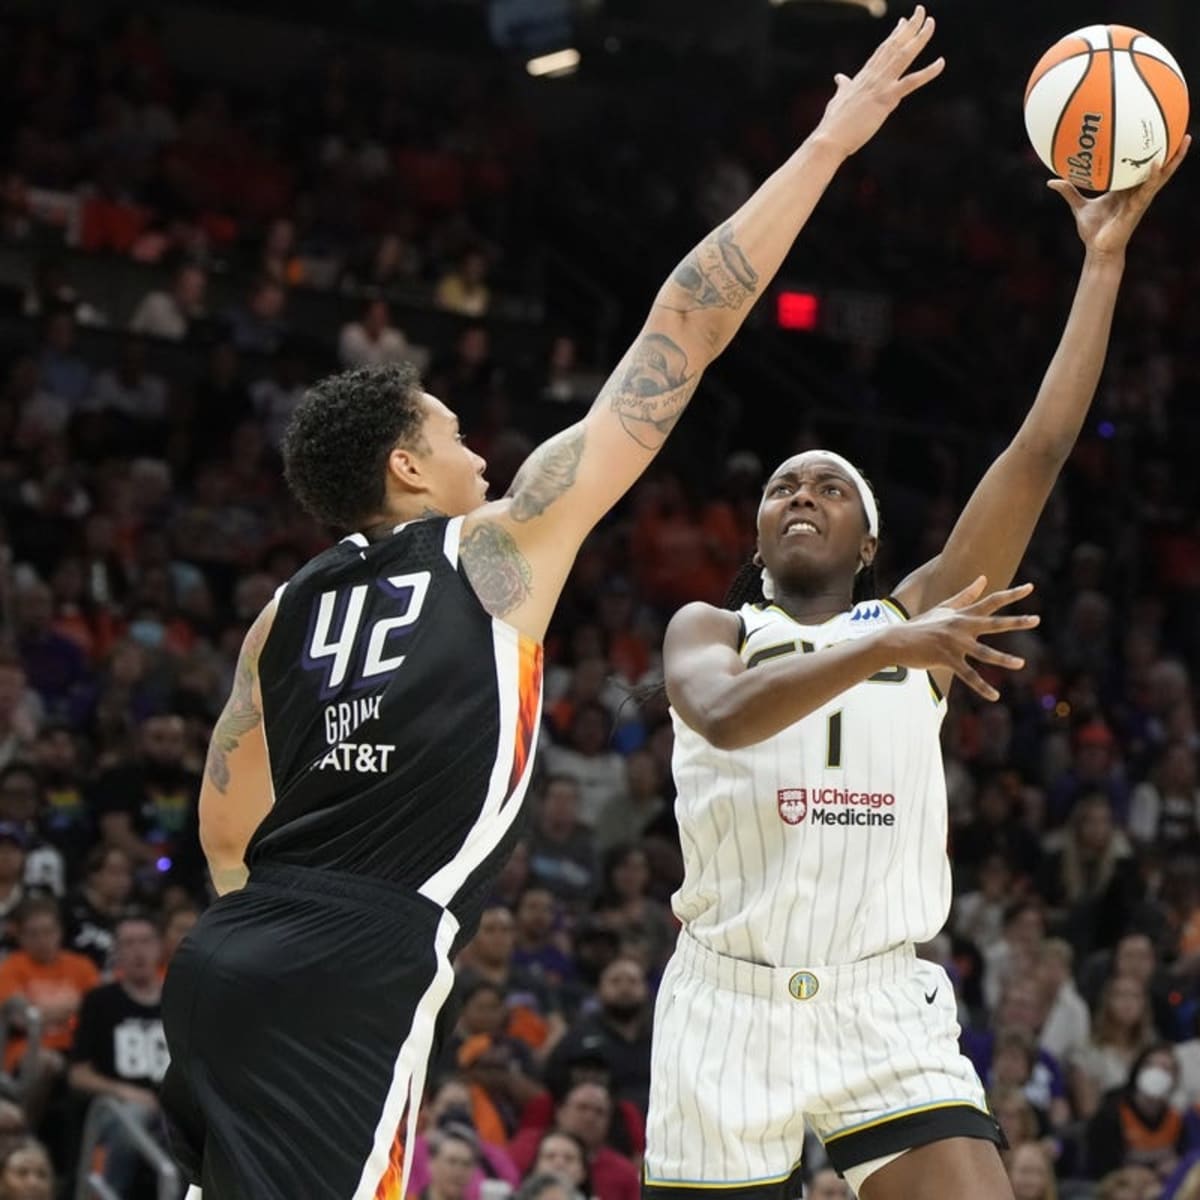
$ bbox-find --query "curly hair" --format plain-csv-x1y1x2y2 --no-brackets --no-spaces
281,362,429,530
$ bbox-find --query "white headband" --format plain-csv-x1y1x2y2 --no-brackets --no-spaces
760,451,879,600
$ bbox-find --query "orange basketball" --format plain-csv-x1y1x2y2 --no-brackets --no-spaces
1024,25,1189,192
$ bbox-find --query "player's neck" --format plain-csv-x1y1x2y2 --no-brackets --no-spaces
768,584,854,626
361,504,449,540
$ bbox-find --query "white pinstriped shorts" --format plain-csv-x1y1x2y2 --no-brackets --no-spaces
643,932,1001,1198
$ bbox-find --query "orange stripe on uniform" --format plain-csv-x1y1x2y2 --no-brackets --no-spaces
1052,50,1114,191
505,635,544,797
373,1117,406,1200
1025,36,1090,103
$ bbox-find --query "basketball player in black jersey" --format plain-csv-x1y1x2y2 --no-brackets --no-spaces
160,12,949,1198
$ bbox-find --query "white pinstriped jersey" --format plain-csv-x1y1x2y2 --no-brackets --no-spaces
670,597,950,968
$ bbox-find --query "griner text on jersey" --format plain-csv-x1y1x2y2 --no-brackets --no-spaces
316,696,396,774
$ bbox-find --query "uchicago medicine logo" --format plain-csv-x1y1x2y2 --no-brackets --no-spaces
777,787,896,827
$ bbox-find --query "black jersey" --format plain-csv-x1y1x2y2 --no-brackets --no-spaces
246,516,543,937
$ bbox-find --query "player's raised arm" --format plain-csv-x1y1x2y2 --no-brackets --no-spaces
198,601,277,895
894,137,1190,625
461,7,944,642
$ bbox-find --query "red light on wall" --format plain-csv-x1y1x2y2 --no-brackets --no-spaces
777,290,820,331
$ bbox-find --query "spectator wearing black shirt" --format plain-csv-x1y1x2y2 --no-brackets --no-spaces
68,913,169,1196
0,764,63,898
527,779,598,911
545,958,652,1117
88,713,200,886
30,723,92,876
64,845,133,970
0,822,29,950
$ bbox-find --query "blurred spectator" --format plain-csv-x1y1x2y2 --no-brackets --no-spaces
544,958,652,1115
420,1126,480,1200
14,580,88,718
409,1077,521,1200
84,336,169,422
338,297,410,369
0,764,62,898
0,1137,53,1199
129,262,208,341
67,913,168,1196
88,713,200,883
510,1085,638,1200
982,901,1046,1014
64,845,133,969
1007,1141,1057,1200
1072,976,1157,1120
161,903,198,964
593,751,672,855
250,342,309,451
529,1130,591,1198
1048,722,1130,828
224,277,288,355
542,706,625,831
513,887,573,987
954,774,1043,882
0,896,99,1125
436,248,491,317
516,1173,575,1200
0,659,36,771
1129,742,1200,851
1097,1165,1162,1199
1036,939,1091,1067
0,1104,28,1161
591,846,676,971
527,780,600,910
953,853,1013,952
1085,1044,1194,1180
36,309,91,408
0,823,30,944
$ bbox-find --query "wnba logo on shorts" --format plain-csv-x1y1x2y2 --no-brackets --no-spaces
788,971,820,1000
777,789,807,825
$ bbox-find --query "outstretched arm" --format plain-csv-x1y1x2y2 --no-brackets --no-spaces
461,8,944,642
895,139,1190,625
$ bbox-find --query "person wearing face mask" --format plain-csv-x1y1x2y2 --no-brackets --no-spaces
1085,1044,1196,1180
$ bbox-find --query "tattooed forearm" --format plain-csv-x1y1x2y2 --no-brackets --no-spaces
663,222,759,314
460,520,534,617
204,611,269,794
506,427,586,522
604,333,700,451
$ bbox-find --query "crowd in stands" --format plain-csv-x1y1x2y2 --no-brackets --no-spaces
0,3,1196,1198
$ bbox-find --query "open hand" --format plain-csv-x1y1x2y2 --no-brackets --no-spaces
887,578,1039,701
815,6,945,158
1050,135,1191,258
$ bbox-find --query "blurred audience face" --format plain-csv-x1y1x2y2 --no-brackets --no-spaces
14,584,52,637
141,715,186,767
0,665,25,722
991,1088,1037,1149
175,265,206,310
0,769,37,825
428,1078,473,1127
1098,1164,1161,1200
428,1133,476,1200
0,1140,52,1200
610,848,650,901
625,750,659,800
516,888,556,942
19,911,61,964
569,706,608,757
1007,1143,1052,1200
541,780,580,836
363,299,390,337
598,957,647,1020
115,918,162,987
163,907,198,960
0,1104,28,1160
1114,934,1156,983
90,847,133,906
1102,976,1148,1035
470,906,515,967
460,986,505,1037
0,838,25,888
556,1084,610,1152
1075,796,1115,853
535,1132,586,1187
806,1168,850,1199
998,981,1043,1034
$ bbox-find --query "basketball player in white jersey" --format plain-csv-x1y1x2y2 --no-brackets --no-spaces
644,102,1191,1200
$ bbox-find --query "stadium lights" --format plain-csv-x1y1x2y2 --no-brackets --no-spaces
769,0,888,15
526,48,581,77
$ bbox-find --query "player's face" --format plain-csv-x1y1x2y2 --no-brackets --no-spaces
415,394,488,515
757,454,875,595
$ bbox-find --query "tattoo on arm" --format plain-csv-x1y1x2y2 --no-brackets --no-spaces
663,222,759,313
204,612,270,794
460,521,534,617
506,427,586,522
604,332,701,451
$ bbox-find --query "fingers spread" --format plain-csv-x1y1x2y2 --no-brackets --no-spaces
955,661,1000,702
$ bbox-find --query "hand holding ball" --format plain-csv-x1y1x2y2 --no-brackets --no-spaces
1025,25,1188,192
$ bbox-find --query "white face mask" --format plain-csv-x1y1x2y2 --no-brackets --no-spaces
1136,1064,1174,1100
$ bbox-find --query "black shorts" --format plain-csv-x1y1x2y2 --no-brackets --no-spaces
161,863,460,1199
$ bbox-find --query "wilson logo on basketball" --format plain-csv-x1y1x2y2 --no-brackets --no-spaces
1067,112,1103,189
777,787,897,827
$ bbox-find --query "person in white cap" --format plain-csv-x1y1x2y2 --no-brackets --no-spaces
644,92,1190,1200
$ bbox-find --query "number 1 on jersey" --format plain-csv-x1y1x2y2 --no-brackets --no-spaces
826,710,843,769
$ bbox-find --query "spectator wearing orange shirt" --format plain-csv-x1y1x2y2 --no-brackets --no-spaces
0,895,99,1126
